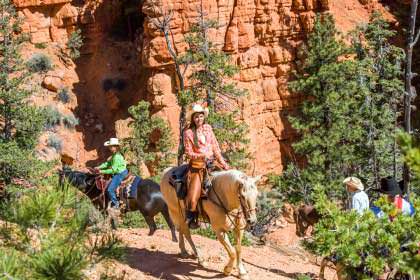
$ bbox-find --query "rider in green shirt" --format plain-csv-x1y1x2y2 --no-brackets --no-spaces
96,138,128,208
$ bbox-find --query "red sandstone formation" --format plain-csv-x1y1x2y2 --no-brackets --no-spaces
12,0,397,175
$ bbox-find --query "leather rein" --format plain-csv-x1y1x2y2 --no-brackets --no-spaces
208,177,256,230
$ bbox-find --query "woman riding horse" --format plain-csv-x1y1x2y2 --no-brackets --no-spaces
183,104,230,229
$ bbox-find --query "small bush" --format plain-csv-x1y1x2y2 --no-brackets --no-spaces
296,274,312,280
120,211,147,228
57,88,71,103
42,106,62,129
0,249,26,279
94,233,126,262
47,134,63,152
27,53,53,73
34,42,47,49
62,114,79,129
67,29,83,59
32,243,87,280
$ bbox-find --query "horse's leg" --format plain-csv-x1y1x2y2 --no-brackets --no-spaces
161,206,177,242
143,214,157,236
319,257,328,280
215,230,236,276
182,224,205,265
178,230,188,257
234,228,248,280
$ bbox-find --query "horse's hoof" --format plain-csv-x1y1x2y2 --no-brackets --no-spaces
239,273,250,280
179,251,189,258
172,236,178,242
223,265,233,276
148,229,156,236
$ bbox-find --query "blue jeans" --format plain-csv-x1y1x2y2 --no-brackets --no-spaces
107,169,128,207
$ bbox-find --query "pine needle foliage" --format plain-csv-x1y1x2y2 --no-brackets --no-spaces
309,185,420,279
0,182,123,280
123,101,174,175
0,0,48,184
181,15,250,168
273,13,404,203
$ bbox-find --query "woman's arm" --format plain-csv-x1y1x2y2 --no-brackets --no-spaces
97,161,110,170
208,126,229,169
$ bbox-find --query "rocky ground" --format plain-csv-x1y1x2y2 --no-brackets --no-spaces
87,224,336,280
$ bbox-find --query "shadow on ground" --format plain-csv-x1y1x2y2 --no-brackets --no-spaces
125,247,226,280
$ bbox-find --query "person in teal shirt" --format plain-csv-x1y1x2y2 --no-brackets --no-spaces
96,137,128,209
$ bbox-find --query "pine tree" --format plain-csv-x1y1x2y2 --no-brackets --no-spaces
352,12,404,188
181,11,250,168
279,14,364,201
0,0,47,184
123,101,174,175
274,14,404,203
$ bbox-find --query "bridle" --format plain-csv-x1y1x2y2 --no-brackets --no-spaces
209,180,256,230
238,192,257,223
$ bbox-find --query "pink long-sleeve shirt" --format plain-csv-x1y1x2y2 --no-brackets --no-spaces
183,124,228,169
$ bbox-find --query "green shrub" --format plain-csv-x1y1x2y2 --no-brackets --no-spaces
67,29,83,59
32,244,87,280
123,101,173,176
120,211,147,228
309,186,420,279
94,233,126,262
43,106,62,129
34,42,47,49
47,134,63,152
0,142,49,184
0,249,26,279
57,88,71,103
27,53,53,73
296,274,312,280
62,114,79,129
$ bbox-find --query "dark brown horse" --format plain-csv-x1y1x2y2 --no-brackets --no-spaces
59,167,177,241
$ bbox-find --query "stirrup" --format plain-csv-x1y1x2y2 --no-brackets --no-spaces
186,211,199,229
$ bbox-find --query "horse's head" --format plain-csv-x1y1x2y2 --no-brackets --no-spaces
237,174,261,226
58,166,72,187
58,167,96,192
295,204,319,237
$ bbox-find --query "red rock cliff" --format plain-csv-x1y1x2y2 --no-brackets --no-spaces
12,0,395,175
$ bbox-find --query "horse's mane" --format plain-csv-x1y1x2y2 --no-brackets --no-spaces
212,169,245,185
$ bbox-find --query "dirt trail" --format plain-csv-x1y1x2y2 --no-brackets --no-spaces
87,225,335,280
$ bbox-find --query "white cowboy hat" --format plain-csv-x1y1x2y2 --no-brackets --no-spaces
343,177,364,191
104,137,120,147
186,103,209,123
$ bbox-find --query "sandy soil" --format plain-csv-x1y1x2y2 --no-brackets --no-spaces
87,224,336,280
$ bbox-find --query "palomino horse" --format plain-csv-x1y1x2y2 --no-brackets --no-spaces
161,168,260,280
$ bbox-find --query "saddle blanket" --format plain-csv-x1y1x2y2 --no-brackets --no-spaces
123,175,142,199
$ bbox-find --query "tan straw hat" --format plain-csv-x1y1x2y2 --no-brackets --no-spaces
104,137,120,147
343,177,364,191
186,104,209,123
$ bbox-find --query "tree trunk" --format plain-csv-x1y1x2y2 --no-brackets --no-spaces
403,0,418,196
161,29,187,166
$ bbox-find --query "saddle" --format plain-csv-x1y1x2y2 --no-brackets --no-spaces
95,175,108,192
169,164,189,199
168,160,222,200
